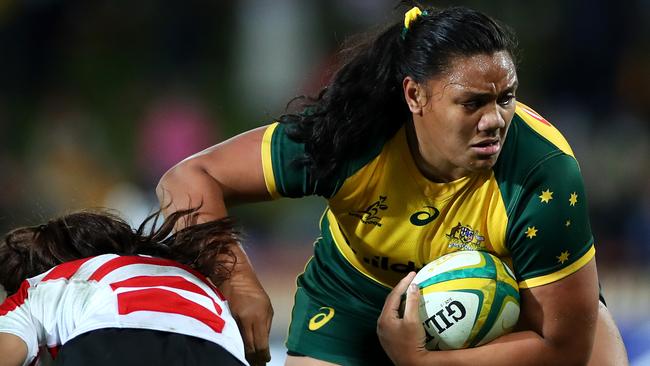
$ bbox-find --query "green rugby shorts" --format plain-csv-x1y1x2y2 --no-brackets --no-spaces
285,238,394,365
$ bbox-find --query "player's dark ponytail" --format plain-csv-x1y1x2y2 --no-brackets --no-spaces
279,22,408,180
278,6,518,180
0,207,238,294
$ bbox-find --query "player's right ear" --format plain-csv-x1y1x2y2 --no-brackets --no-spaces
403,76,426,115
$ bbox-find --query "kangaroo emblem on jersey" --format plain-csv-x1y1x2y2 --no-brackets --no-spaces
349,196,388,226
446,222,486,250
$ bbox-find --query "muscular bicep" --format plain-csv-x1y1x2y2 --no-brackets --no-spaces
190,126,272,205
157,126,272,223
516,258,599,359
0,332,28,366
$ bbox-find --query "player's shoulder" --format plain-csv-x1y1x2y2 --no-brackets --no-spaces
512,102,574,157
265,121,394,198
497,101,577,173
495,101,581,206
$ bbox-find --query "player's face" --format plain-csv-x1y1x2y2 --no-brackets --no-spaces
407,51,518,182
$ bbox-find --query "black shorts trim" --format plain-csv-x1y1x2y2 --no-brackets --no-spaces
287,350,305,357
599,282,607,306
54,328,244,366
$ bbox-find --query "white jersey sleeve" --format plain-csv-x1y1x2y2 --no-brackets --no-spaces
0,281,40,366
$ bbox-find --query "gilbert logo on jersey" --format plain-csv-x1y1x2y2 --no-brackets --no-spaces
446,222,486,251
348,196,388,226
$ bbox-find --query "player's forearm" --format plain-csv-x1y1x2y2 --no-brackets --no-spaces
157,152,266,286
406,330,590,366
217,244,260,292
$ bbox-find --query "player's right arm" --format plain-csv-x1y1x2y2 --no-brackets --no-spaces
157,125,273,222
156,125,274,366
0,333,27,366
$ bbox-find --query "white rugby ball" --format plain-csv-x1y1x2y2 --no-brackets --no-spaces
412,250,520,350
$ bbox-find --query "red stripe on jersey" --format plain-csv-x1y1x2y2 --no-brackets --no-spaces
89,255,225,301
110,276,222,314
48,346,60,359
89,256,179,281
520,105,551,126
42,257,93,281
0,280,31,315
117,288,225,333
175,265,226,301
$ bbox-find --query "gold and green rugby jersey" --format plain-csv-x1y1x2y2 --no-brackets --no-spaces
261,102,595,290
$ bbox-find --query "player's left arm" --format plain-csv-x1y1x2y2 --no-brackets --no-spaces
0,280,38,366
0,332,28,366
379,153,603,365
379,262,599,366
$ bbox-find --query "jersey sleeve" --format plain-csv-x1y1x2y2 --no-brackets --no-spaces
506,154,595,288
260,122,347,199
0,280,39,366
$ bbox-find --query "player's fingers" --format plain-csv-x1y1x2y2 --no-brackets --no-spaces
383,271,416,315
237,317,256,356
246,349,270,366
253,319,271,363
403,282,421,323
248,349,271,366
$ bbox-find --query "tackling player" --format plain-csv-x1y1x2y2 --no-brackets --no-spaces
0,208,248,366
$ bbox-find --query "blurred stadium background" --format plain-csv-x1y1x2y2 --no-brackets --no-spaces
0,0,648,364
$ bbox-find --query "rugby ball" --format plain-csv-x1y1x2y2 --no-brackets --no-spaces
412,250,520,350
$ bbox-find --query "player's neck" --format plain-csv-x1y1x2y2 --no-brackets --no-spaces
404,122,472,183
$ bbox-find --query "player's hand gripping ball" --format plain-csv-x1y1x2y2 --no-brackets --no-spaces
405,251,520,350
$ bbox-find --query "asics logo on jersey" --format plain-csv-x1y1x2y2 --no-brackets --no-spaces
410,206,440,226
308,307,335,331
348,196,388,226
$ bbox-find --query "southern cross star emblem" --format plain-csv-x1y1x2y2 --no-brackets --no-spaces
525,226,538,239
557,251,570,264
539,189,553,203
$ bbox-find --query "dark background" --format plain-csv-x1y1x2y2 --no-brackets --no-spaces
1,1,648,363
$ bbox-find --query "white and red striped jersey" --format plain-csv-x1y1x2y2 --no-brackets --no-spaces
0,254,248,366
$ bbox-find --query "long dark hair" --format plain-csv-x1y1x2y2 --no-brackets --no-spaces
0,208,238,294
278,5,519,180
